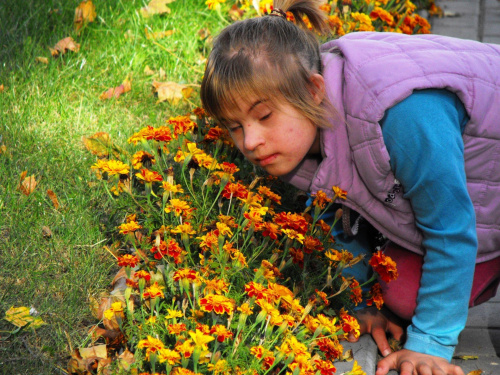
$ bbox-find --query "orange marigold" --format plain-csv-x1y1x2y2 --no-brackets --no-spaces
366,282,384,310
199,294,235,315
369,250,398,283
117,254,140,267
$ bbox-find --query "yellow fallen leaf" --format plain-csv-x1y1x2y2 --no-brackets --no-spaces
466,370,483,375
99,77,132,100
49,37,80,57
145,27,175,40
79,344,107,360
17,171,38,196
454,355,479,360
35,56,49,64
4,306,46,329
342,348,353,361
74,0,96,32
144,65,155,75
140,0,176,17
118,348,135,371
152,81,194,105
46,189,60,209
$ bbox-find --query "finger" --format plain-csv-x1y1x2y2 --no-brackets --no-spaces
449,364,465,375
399,360,414,375
387,321,405,342
371,326,392,357
415,362,435,375
375,353,395,375
347,332,359,342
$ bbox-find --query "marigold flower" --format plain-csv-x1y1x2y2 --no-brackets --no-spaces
206,0,226,10
282,229,305,244
137,335,165,360
266,282,294,303
152,126,173,142
325,249,354,264
210,324,233,342
134,270,151,281
132,150,156,170
340,309,360,339
165,308,183,319
303,236,324,253
157,348,181,365
136,168,163,183
168,115,196,138
244,281,267,299
103,301,124,320
171,222,197,236
314,359,337,375
274,212,309,235
167,323,187,335
199,294,235,315
215,222,233,237
173,268,198,282
348,360,366,375
222,182,248,200
312,190,332,209
118,221,142,235
369,250,398,283
197,230,218,251
258,186,282,204
203,277,229,295
91,159,130,176
317,314,338,334
315,289,330,306
349,278,363,306
370,7,394,25
150,239,183,263
165,199,192,217
263,355,275,370
142,282,165,299
289,247,304,268
262,222,280,240
117,254,140,267
162,181,184,193
250,345,267,359
237,303,253,315
317,337,343,360
175,339,195,358
207,359,229,375
366,282,384,309
332,186,347,199
188,329,215,350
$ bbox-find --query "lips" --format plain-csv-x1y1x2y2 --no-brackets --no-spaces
257,153,278,167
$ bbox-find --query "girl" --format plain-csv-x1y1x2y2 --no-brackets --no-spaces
200,1,500,374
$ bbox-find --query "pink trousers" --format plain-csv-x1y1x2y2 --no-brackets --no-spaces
380,243,500,321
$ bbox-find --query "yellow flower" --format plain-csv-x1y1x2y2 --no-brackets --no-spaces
162,181,184,193
171,222,197,236
118,221,142,234
158,348,181,365
332,186,347,199
281,229,305,244
165,199,192,217
165,308,183,319
135,168,163,183
206,0,226,10
132,150,156,170
103,302,124,320
91,159,129,176
346,360,366,375
237,303,253,315
188,329,215,350
216,222,233,237
207,359,229,374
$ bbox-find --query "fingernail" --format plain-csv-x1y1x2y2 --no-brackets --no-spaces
382,349,391,357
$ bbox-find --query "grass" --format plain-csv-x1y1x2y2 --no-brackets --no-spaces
0,0,223,372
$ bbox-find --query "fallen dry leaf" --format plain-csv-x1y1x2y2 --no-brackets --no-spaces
144,65,155,75
74,0,97,32
0,84,4,93
49,37,80,57
35,56,49,64
342,348,353,361
159,67,166,80
152,80,194,105
466,370,483,375
140,0,176,17
145,27,175,40
17,171,38,196
79,344,107,360
83,132,114,157
46,189,60,209
4,306,46,329
117,348,135,371
454,355,479,360
99,77,132,100
42,226,53,239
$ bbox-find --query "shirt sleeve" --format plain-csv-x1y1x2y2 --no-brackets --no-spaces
380,89,477,361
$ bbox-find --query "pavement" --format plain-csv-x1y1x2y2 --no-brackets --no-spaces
334,1,500,373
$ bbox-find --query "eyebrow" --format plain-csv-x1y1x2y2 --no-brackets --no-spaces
220,99,267,124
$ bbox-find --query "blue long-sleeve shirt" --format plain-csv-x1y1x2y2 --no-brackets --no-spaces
379,88,477,360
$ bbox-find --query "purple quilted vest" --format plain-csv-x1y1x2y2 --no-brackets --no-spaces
282,32,500,262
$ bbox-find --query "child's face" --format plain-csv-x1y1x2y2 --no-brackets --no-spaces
224,97,320,176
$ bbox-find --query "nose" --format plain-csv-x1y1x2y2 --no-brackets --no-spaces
243,123,265,152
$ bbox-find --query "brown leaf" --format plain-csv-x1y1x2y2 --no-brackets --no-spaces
145,27,175,40
74,0,97,32
49,37,80,57
36,57,49,64
17,172,37,196
152,80,194,105
91,327,125,349
140,0,176,17
79,344,107,360
46,189,60,209
118,348,135,371
99,77,132,100
42,226,53,239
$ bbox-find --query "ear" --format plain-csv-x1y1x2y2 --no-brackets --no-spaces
309,73,326,105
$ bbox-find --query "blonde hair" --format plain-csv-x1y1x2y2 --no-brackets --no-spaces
200,0,334,129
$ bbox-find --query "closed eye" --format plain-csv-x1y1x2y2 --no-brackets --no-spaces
260,113,272,121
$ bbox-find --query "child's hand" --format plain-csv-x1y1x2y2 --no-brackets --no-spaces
376,349,464,375
347,306,406,357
